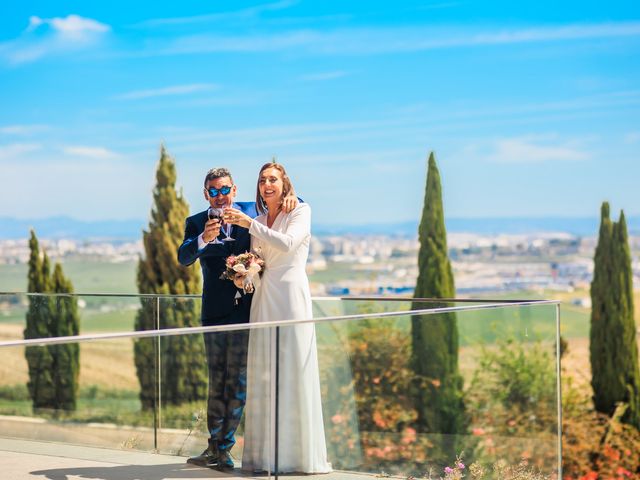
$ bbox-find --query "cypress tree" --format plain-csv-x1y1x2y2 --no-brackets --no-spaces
134,145,206,409
24,230,56,411
50,263,80,411
24,231,81,412
410,153,465,444
590,204,640,427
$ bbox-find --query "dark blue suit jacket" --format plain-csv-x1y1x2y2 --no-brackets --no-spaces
178,202,258,326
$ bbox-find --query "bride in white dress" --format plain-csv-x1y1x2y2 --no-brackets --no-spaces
224,162,331,474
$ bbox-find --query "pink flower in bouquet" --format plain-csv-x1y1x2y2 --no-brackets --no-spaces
221,251,265,293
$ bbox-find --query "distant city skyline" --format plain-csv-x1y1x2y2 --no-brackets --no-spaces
1,214,639,240
1,1,639,224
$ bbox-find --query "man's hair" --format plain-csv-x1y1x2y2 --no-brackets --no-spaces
204,167,233,187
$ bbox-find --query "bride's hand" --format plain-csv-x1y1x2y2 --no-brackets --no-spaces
223,207,252,228
233,274,246,289
281,193,299,213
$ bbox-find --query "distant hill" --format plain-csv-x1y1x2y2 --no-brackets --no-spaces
0,216,146,241
1,215,638,240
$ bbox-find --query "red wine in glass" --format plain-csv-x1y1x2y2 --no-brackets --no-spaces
207,207,223,244
208,207,222,222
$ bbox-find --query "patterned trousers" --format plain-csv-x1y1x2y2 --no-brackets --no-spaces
203,329,249,451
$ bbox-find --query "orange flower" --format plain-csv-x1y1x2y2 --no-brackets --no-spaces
331,414,345,424
401,427,417,445
579,471,598,480
615,467,632,478
373,411,387,428
603,445,621,461
472,427,485,436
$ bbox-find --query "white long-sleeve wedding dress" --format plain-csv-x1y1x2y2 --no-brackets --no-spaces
241,203,331,474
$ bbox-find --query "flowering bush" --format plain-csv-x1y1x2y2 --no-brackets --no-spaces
424,456,551,480
318,317,436,473
562,379,640,479
465,338,558,471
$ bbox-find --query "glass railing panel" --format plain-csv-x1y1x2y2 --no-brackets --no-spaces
0,297,559,479
0,292,30,341
458,303,559,474
314,302,559,478
0,337,156,452
155,295,274,477
78,294,143,334
154,324,274,478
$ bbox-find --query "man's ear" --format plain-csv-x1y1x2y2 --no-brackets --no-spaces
203,189,210,202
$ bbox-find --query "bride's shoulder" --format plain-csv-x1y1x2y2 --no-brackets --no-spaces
293,203,311,214
284,202,310,219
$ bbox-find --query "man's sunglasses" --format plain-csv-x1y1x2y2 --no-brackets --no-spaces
206,185,233,197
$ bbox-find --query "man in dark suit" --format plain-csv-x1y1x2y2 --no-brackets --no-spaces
178,167,296,470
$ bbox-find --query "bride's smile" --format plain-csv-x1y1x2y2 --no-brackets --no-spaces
258,168,284,206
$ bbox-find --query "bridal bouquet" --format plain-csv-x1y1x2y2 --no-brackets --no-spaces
220,251,265,293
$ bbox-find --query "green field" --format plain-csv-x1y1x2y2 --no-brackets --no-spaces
1,259,620,342
0,260,137,294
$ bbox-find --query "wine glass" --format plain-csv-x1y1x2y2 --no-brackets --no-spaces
220,207,235,242
207,207,224,244
213,198,235,242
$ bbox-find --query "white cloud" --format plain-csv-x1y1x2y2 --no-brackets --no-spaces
62,146,120,159
48,15,109,39
0,124,50,135
624,132,640,144
154,20,640,56
115,83,219,100
137,0,298,27
299,71,348,81
483,137,590,164
1,14,110,65
0,143,42,160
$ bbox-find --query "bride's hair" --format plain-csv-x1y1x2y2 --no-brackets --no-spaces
256,162,294,215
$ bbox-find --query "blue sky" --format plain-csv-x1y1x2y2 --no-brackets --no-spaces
1,1,639,225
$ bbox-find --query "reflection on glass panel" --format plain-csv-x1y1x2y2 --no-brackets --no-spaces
460,304,559,474
77,294,141,334
312,297,458,322
0,338,154,451
316,303,559,478
0,293,28,341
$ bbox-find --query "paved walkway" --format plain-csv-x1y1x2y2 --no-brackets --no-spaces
0,438,368,480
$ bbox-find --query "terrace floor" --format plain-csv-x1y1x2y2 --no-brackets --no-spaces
0,438,369,480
